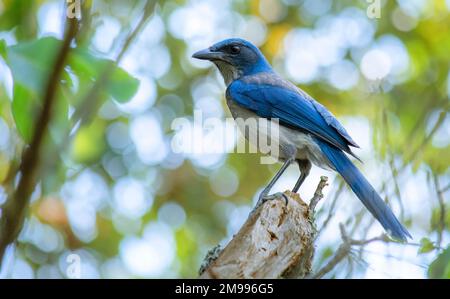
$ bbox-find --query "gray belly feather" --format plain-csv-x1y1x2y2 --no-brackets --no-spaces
227,99,333,170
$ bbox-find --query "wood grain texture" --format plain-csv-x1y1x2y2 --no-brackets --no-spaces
200,191,315,279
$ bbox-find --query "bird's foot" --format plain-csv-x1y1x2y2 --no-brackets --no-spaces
259,192,289,207
250,191,289,217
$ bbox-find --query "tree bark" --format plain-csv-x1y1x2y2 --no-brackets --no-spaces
199,187,325,279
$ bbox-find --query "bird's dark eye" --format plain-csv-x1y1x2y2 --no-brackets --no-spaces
230,45,240,54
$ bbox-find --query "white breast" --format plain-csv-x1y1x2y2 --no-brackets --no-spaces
227,99,332,170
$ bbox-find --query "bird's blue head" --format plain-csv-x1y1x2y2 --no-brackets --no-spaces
192,38,272,85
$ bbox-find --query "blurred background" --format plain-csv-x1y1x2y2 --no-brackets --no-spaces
0,0,449,278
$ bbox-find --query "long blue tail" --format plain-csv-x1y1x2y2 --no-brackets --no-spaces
316,139,411,241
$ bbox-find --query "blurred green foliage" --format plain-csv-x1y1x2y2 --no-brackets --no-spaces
429,246,450,278
0,36,138,142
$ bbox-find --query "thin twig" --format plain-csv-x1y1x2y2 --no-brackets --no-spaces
432,172,446,249
355,216,376,261
388,157,405,220
309,176,328,212
70,0,155,126
382,110,405,220
315,180,344,239
311,224,352,279
441,183,450,194
312,242,351,279
359,248,429,269
0,17,79,264
311,224,387,279
348,207,366,236
399,110,446,174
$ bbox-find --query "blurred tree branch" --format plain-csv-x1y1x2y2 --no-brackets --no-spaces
0,17,79,264
315,180,344,240
0,0,157,267
400,110,447,173
441,183,450,194
432,172,446,249
311,224,390,279
383,110,405,220
70,0,156,127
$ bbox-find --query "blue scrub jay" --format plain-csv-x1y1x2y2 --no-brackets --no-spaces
193,38,411,241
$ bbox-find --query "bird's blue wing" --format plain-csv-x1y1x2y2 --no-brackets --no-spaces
227,80,359,156
310,100,359,148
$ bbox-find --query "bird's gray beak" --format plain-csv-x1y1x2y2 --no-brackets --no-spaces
192,48,225,61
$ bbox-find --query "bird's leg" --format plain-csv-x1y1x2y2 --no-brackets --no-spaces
292,159,312,193
254,157,294,209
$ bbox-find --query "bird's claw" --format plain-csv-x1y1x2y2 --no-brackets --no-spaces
262,192,289,206
253,192,289,212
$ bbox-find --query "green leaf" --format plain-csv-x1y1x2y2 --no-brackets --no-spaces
428,246,450,278
2,37,138,142
0,39,6,58
71,119,107,164
418,237,436,254
319,247,334,263
48,86,70,145
69,49,139,103
69,49,105,80
107,67,140,103
6,37,61,93
3,37,62,142
11,83,39,142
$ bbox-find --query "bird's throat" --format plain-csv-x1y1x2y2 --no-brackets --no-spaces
214,61,242,86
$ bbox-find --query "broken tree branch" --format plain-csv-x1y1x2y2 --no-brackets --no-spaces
309,176,328,212
199,178,328,279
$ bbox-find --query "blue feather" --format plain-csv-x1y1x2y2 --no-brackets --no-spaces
316,138,411,241
228,80,360,159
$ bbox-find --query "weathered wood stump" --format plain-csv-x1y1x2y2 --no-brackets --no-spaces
200,188,323,279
